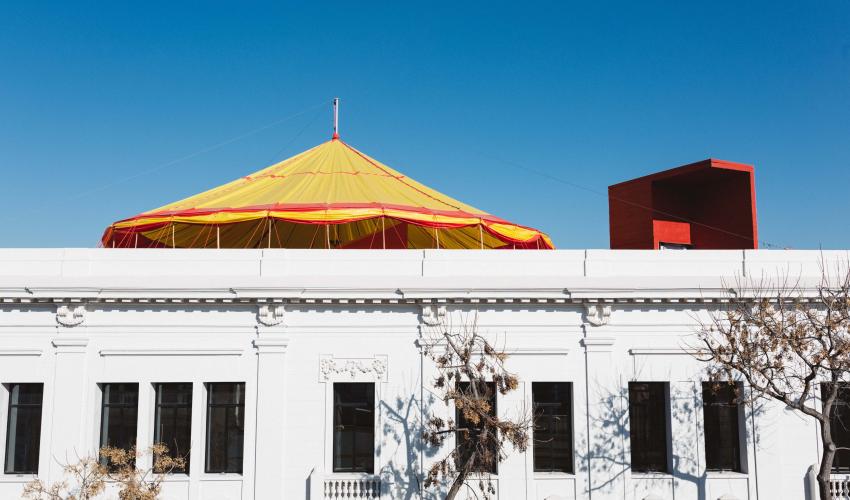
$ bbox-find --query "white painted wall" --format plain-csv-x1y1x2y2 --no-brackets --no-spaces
0,249,845,500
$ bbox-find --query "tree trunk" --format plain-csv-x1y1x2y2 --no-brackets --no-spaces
445,451,477,500
818,417,836,500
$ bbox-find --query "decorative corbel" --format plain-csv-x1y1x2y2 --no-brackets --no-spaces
56,304,86,327
257,304,285,327
420,304,447,326
583,303,611,327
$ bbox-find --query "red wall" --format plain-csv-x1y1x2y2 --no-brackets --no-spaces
609,159,757,250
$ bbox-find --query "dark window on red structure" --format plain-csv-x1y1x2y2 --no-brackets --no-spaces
4,384,43,474
532,382,573,473
456,381,497,474
333,383,375,473
823,383,850,473
154,383,192,473
205,383,245,474
628,382,669,473
702,382,742,472
99,383,139,469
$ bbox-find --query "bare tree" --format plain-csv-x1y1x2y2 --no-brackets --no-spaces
23,453,106,500
420,311,530,500
697,265,850,500
23,444,186,500
100,444,187,500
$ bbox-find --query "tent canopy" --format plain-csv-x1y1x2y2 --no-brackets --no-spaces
101,138,554,249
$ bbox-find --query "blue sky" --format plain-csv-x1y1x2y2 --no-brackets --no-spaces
1,1,848,249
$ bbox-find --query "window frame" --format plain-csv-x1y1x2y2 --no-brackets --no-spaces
531,381,574,474
332,382,376,474
4,383,43,475
153,382,193,474
98,382,140,466
701,382,744,473
627,381,671,474
204,382,245,474
455,381,498,475
822,382,850,474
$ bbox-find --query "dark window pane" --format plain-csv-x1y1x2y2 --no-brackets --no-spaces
333,383,374,473
628,382,669,473
154,383,192,473
5,384,43,474
702,382,742,472
100,383,139,451
205,383,244,473
824,382,850,473
456,381,497,474
533,382,573,473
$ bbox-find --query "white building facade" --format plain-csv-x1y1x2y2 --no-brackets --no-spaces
0,248,842,500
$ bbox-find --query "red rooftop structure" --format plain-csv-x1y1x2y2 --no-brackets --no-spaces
608,159,757,250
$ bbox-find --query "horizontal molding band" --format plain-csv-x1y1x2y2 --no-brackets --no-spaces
0,349,42,356
99,348,244,357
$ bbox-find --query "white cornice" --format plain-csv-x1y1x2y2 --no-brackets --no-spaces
0,293,780,305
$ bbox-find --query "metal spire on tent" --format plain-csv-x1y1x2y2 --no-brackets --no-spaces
332,97,340,140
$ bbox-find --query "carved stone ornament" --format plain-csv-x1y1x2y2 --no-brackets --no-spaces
56,304,85,327
583,303,611,327
257,304,285,327
420,304,447,326
319,356,388,383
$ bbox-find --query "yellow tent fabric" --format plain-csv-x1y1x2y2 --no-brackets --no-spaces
101,138,554,249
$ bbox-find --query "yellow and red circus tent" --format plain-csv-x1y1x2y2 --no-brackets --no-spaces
101,135,553,250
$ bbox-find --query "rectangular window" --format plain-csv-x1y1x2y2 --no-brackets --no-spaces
456,381,497,474
153,383,192,473
205,383,245,474
532,382,573,473
4,384,43,474
824,382,850,473
333,382,375,473
702,382,742,472
628,382,669,473
99,383,139,454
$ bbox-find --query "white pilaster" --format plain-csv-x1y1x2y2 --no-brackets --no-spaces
252,335,290,498
48,337,89,483
581,331,625,500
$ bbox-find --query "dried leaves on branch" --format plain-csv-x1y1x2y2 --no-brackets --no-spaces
697,264,850,500
23,444,186,500
420,311,530,500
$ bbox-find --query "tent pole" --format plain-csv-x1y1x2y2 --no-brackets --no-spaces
382,218,386,249
134,232,138,249
216,226,220,249
479,224,484,250
172,225,176,249
435,227,440,249
267,218,272,248
326,225,331,249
